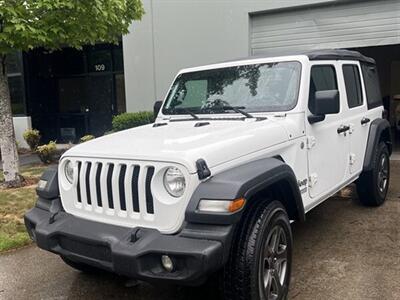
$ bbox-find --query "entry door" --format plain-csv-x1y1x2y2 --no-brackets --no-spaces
87,75,114,136
306,63,349,199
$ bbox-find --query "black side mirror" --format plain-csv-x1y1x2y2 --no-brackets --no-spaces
308,90,339,124
154,101,163,117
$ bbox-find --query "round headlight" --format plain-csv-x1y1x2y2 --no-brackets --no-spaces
163,167,186,197
64,160,75,183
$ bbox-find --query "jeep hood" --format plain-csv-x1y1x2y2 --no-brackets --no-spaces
63,119,289,173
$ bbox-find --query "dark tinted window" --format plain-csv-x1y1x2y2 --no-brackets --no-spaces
309,65,338,114
53,48,85,75
87,50,112,73
6,52,23,74
361,63,382,109
9,76,25,115
343,65,363,108
6,52,26,115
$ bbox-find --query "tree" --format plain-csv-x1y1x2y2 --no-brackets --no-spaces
0,0,144,187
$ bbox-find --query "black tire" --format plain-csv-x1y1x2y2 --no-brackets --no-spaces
356,142,390,206
221,200,292,300
61,256,101,274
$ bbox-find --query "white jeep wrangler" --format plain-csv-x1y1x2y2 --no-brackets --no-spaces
25,49,392,300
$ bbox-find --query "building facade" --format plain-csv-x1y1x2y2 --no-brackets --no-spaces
9,0,400,145
10,43,126,144
122,0,400,126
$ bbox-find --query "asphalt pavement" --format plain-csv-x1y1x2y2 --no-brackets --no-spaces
1,161,399,300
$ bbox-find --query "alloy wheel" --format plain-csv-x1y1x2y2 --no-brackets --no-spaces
259,225,288,300
377,153,389,194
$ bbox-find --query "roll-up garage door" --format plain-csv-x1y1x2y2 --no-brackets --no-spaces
250,0,400,56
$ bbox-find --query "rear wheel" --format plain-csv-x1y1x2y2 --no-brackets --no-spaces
356,142,390,206
221,200,292,300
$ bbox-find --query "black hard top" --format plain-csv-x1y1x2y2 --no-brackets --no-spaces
217,49,375,66
304,49,375,64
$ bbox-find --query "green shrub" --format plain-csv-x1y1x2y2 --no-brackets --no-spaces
36,141,57,164
112,112,154,132
80,135,95,143
23,129,41,151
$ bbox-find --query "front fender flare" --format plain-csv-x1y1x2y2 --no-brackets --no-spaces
185,157,305,225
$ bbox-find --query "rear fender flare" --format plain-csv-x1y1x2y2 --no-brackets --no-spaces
363,118,392,172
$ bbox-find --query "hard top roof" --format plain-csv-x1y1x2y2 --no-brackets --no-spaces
215,49,375,65
304,49,375,64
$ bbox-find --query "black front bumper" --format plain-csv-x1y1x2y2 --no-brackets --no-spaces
24,199,233,285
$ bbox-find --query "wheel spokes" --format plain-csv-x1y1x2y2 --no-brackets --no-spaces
378,154,389,193
260,225,289,300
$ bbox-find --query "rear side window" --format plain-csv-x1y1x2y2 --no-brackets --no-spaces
343,65,363,108
361,63,382,109
309,65,338,114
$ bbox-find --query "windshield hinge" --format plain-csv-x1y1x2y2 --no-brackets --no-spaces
196,159,211,180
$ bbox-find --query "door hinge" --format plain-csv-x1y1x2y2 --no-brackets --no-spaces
309,173,318,188
349,153,356,165
306,136,316,149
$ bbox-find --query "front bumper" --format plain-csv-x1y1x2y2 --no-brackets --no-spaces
24,198,233,285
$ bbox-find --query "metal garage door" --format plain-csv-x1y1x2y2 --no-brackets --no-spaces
250,0,400,56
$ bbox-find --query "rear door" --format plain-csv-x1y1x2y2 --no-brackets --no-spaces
306,63,349,199
340,63,369,175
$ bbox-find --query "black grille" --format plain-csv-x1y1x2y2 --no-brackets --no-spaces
74,160,155,216
145,167,155,214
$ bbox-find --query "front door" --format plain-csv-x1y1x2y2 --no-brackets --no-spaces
306,63,349,199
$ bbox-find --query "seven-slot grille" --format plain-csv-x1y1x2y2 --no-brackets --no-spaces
73,159,156,218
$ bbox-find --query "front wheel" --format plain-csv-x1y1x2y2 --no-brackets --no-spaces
221,201,292,300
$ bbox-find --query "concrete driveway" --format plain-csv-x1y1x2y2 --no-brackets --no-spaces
1,161,399,300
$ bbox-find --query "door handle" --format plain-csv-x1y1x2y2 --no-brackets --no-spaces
337,125,350,134
361,117,370,125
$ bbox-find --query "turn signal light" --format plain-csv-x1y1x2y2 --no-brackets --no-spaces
228,198,246,213
198,198,246,213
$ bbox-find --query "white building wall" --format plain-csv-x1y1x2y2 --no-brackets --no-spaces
123,0,337,112
13,116,31,149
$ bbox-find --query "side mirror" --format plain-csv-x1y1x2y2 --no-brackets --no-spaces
308,90,339,124
154,101,163,117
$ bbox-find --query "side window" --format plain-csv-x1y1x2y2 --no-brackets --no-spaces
343,65,363,108
361,63,382,109
309,65,338,114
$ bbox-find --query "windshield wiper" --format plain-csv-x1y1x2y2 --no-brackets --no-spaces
222,105,255,119
172,107,199,120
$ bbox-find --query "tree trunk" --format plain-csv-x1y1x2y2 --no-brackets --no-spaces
0,55,21,187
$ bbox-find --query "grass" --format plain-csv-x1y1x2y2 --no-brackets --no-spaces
0,164,48,252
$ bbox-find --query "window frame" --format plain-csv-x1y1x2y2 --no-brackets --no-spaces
342,64,364,109
7,51,27,116
162,61,303,115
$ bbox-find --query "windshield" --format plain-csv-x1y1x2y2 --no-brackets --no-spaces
162,61,301,115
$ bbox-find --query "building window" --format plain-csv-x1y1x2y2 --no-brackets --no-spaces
87,49,113,73
7,52,26,115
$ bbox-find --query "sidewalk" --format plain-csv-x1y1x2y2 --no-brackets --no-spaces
0,144,70,170
0,153,41,170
